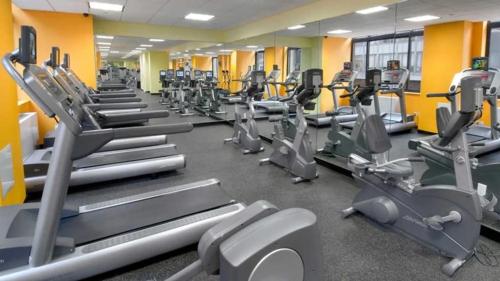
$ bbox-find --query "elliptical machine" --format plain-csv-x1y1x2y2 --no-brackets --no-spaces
260,69,322,183
224,70,265,154
342,75,485,276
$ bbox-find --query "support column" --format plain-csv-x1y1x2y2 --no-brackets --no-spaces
140,51,169,94
320,37,351,113
417,21,475,132
0,0,26,205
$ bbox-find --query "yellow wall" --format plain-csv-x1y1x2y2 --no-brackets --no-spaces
320,37,352,113
230,51,255,92
417,21,474,132
139,51,169,93
13,6,97,142
0,0,26,205
191,56,211,71
95,51,101,70
264,47,286,97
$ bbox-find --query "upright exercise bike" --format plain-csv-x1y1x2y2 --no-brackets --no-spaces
260,69,322,183
224,70,265,154
342,75,485,276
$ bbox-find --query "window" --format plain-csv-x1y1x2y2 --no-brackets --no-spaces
351,31,423,91
287,48,302,74
369,38,409,70
352,42,367,79
255,51,264,71
212,57,218,78
488,22,500,69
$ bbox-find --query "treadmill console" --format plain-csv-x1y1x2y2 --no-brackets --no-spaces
160,70,167,81
166,69,174,80
380,60,409,90
333,62,358,83
205,71,213,81
193,69,203,80
175,70,184,80
450,57,499,94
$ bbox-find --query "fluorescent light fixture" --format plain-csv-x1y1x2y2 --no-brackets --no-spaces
183,54,189,57
220,49,233,52
356,6,388,15
327,29,352,34
89,1,124,12
216,43,223,47
205,51,216,55
185,50,189,52
246,45,258,48
135,47,146,50
149,38,165,42
405,15,440,22
288,25,305,30
194,53,204,56
97,42,112,45
195,48,201,51
110,51,119,54
96,35,114,39
185,13,214,21
140,44,153,47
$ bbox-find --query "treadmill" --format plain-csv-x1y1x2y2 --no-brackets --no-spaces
20,48,190,192
254,70,301,114
252,65,285,113
43,48,170,148
0,26,244,281
341,60,417,134
48,50,144,114
306,62,359,126
410,57,500,157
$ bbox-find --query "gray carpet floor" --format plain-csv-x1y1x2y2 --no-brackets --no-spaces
65,91,500,280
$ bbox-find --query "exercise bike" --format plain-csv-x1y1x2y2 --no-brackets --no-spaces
318,69,381,169
342,75,486,276
224,70,265,154
260,69,322,183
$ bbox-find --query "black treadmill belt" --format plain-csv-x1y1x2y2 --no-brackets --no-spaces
8,184,233,245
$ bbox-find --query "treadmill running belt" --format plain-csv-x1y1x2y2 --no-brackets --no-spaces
7,182,234,245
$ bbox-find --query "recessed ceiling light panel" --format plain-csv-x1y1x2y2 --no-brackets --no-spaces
404,15,440,22
288,25,306,30
89,1,123,12
327,29,352,34
356,6,388,15
185,13,214,21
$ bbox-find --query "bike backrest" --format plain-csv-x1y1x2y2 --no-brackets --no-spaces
363,114,392,154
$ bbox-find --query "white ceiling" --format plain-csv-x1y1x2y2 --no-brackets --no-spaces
277,0,500,38
13,0,316,29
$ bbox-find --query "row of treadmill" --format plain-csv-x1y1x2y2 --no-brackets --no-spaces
1,24,500,280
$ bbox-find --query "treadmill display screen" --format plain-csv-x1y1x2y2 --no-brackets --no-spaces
206,71,213,78
176,70,184,78
387,60,400,71
472,57,488,71
166,69,174,79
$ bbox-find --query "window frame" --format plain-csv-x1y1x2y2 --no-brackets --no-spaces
255,51,264,71
486,21,500,58
211,57,218,78
286,47,302,75
350,30,424,92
